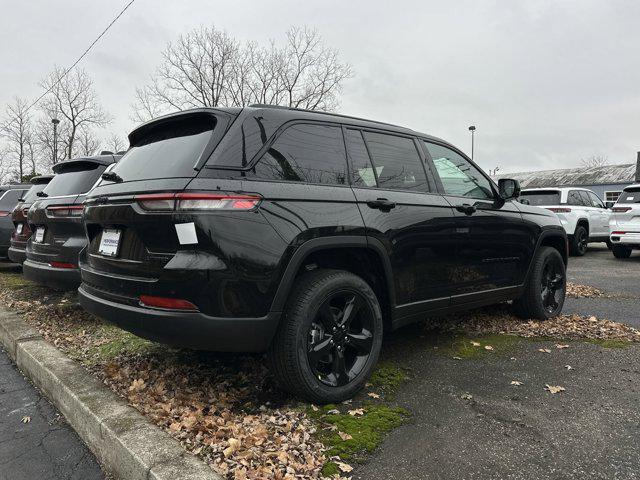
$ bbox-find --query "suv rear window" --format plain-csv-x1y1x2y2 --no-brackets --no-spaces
617,188,640,204
43,164,106,197
113,114,216,181
21,183,49,203
520,190,560,206
0,189,27,209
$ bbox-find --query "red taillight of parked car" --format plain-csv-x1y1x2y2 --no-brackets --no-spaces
546,207,572,213
0,211,11,217
46,205,84,217
611,231,627,235
139,294,198,311
49,261,76,269
134,192,262,212
611,206,632,213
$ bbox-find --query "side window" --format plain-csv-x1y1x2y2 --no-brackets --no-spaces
362,131,429,191
424,142,493,200
0,189,24,209
587,191,604,208
567,190,583,206
578,191,592,206
344,129,377,187
253,123,348,185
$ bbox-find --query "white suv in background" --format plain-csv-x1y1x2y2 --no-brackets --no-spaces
519,187,611,256
609,184,640,258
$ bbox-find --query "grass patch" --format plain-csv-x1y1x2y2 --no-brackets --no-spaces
432,332,521,359
0,272,34,290
584,338,633,349
310,403,409,463
77,325,157,365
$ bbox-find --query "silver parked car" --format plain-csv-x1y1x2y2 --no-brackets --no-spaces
609,184,640,258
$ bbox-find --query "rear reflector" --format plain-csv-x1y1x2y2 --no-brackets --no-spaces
0,211,11,217
46,205,84,217
49,261,76,269
611,231,626,235
612,206,632,213
139,295,198,311
546,207,572,213
134,192,261,211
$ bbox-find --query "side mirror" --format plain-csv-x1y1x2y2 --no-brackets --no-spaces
498,178,520,200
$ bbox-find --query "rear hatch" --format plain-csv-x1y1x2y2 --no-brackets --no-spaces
611,187,640,232
11,176,53,244
82,109,239,285
519,190,562,208
27,157,116,265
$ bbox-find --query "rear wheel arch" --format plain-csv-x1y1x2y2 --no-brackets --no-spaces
271,237,395,331
575,219,589,235
540,233,568,265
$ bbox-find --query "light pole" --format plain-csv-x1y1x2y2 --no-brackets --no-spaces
51,118,60,164
468,125,476,160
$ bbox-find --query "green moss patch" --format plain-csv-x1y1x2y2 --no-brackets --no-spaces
369,361,409,392
584,338,633,349
431,332,521,359
0,272,34,290
310,403,409,464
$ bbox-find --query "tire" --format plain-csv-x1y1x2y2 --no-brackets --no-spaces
269,269,383,403
612,245,632,259
513,246,566,320
570,225,588,256
606,239,613,250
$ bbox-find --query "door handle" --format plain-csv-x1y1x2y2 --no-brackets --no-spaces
455,203,477,215
366,198,396,212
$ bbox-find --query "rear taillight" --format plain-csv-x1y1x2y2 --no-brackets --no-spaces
546,207,572,213
611,231,627,235
611,206,632,213
0,211,11,217
46,205,84,217
139,295,198,311
134,192,262,212
49,261,76,269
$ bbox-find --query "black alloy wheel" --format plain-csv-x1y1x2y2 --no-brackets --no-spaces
571,226,588,256
540,257,565,314
307,290,374,387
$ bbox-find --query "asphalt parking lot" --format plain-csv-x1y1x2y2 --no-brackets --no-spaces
564,243,640,328
354,242,640,480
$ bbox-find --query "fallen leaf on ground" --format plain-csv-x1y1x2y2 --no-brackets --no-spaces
545,384,566,394
338,431,353,441
538,348,552,354
367,392,380,399
223,438,241,458
348,408,365,416
452,356,462,360
21,416,31,423
336,461,353,473
326,409,340,415
510,381,523,386
128,378,146,392
471,341,481,347
565,365,573,370
484,345,494,351
311,404,319,411
556,344,569,349
461,393,473,400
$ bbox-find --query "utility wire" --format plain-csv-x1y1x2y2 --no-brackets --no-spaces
25,0,137,113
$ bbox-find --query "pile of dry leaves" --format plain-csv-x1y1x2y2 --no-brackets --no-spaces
566,282,604,298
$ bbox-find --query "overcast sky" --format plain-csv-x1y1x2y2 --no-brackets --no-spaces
1,0,639,173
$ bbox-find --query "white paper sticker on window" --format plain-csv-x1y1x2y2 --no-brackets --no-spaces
175,222,198,245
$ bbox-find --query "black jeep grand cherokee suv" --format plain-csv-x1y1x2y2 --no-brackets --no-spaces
79,106,567,403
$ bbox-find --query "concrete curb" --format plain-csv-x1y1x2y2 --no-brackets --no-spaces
0,308,223,480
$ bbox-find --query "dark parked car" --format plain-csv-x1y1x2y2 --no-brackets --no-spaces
0,183,32,259
79,106,568,402
23,154,120,290
7,175,54,264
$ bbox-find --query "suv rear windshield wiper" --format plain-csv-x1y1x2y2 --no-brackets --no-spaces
36,191,48,197
101,171,123,183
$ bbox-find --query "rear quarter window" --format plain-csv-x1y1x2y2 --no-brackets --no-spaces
0,189,27,209
616,188,640,204
21,183,49,203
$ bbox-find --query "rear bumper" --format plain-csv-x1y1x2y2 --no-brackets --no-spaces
23,259,81,290
78,283,280,352
610,232,640,247
7,246,26,264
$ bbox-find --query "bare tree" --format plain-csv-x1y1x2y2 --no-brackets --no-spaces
40,66,111,159
1,97,36,181
105,133,126,153
132,26,352,122
74,128,101,157
580,155,609,168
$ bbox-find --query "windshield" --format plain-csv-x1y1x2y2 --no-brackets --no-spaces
519,190,561,206
21,183,49,203
112,114,216,181
616,188,640,204
43,164,106,197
